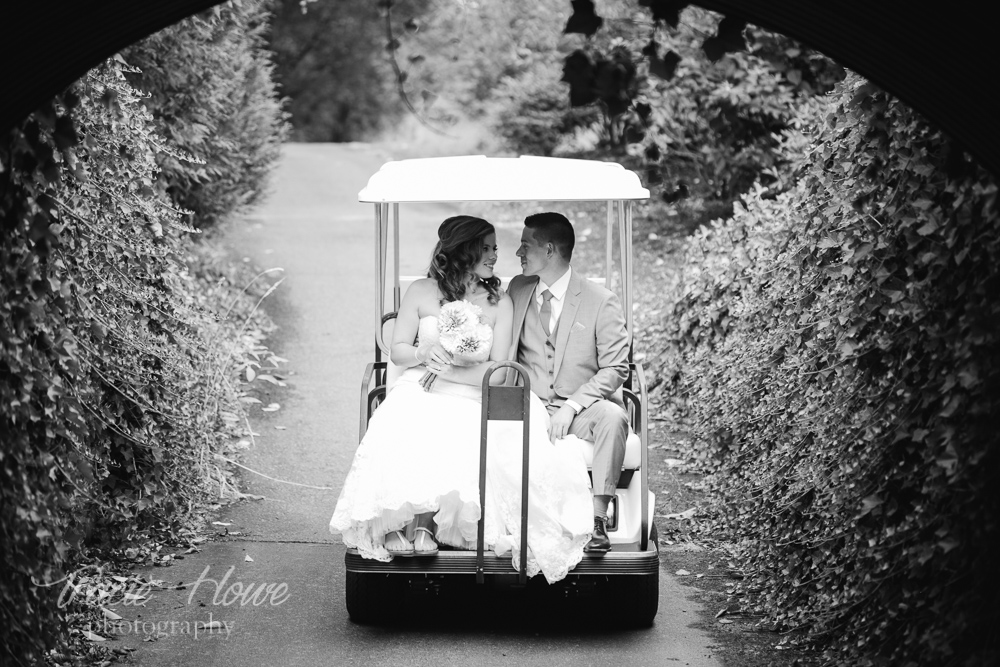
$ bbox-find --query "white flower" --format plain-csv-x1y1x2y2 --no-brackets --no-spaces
437,300,491,365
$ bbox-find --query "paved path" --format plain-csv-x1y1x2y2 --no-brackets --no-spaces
118,143,722,666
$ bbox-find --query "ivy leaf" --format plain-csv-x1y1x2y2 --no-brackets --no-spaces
860,495,883,514
848,83,877,108
916,219,939,236
564,0,604,36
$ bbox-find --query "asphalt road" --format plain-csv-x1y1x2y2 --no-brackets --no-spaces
118,143,722,666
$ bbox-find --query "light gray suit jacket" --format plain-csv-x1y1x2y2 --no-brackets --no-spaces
507,271,630,410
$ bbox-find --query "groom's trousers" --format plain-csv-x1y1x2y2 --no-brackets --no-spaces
552,400,629,496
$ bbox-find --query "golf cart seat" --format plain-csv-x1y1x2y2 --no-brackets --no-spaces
558,431,643,484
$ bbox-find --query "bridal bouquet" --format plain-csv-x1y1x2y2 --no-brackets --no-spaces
420,300,492,391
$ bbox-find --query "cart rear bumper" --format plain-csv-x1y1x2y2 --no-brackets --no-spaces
345,548,659,576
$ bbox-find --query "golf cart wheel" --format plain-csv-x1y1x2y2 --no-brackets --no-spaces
345,570,397,624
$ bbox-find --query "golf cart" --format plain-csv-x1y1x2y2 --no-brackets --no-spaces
346,155,658,626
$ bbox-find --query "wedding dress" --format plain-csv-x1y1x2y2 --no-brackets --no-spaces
330,315,594,584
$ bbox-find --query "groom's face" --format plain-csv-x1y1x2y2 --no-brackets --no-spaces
516,227,549,277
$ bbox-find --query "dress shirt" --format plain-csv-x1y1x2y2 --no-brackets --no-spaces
535,266,572,332
535,267,582,415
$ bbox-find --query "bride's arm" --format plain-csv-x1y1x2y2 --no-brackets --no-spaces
389,279,450,369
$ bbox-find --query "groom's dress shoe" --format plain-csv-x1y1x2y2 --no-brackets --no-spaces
584,517,611,553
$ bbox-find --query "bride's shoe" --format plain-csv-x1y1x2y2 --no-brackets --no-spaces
384,530,414,557
412,527,439,556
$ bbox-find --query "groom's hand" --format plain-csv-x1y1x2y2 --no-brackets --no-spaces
548,405,575,442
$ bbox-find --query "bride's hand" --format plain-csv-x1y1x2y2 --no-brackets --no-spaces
416,342,452,368
424,360,455,378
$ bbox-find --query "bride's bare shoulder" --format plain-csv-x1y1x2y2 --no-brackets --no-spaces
491,290,513,315
403,278,438,298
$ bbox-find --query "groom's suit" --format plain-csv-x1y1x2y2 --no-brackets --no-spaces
507,270,630,495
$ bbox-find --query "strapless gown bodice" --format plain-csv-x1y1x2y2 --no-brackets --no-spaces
393,315,491,401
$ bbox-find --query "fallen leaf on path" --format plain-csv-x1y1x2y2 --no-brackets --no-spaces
101,607,122,621
675,569,691,576
261,403,280,412
663,508,696,520
274,425,286,430
245,554,254,562
82,630,107,642
198,620,223,630
212,521,231,526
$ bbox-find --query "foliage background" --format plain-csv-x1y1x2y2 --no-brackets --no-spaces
122,0,288,227
3,0,997,664
0,2,287,663
650,68,999,667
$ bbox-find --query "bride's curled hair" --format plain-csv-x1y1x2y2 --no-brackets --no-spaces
427,215,501,305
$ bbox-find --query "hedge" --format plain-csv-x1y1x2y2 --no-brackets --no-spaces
1,8,287,659
661,74,999,665
122,0,287,228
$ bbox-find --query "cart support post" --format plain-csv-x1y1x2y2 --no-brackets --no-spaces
479,362,531,585
374,203,391,357
635,362,650,551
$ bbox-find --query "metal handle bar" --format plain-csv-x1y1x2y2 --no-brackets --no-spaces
478,361,531,585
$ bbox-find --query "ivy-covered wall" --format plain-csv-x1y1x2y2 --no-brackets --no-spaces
663,74,999,665
0,3,286,663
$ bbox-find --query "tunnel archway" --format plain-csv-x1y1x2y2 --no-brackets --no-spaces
1,1,996,175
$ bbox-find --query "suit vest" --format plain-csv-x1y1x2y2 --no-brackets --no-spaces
518,297,559,408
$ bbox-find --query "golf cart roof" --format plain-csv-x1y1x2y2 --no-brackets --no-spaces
358,155,650,203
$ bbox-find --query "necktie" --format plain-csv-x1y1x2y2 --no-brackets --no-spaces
540,289,554,337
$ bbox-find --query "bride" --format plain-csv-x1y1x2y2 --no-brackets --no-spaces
329,215,593,583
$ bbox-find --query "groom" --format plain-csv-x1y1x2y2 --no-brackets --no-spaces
508,211,631,553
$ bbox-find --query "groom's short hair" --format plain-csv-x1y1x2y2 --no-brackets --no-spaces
525,212,575,261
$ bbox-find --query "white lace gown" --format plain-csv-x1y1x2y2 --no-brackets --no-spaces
330,316,594,584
